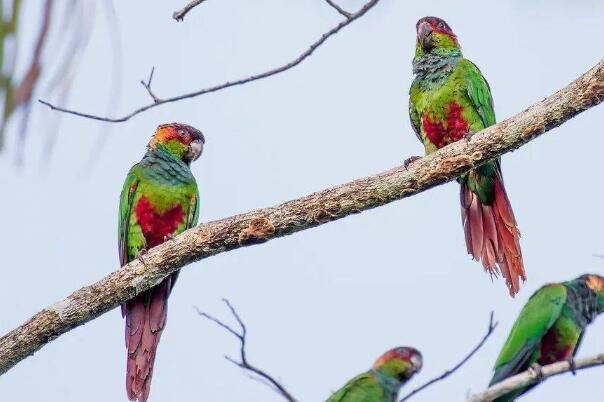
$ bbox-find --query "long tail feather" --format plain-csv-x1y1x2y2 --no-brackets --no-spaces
460,171,525,295
124,275,173,401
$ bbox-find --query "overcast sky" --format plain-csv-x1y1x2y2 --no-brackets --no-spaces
1,1,603,401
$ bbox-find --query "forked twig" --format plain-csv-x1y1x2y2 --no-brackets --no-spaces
140,67,161,103
324,0,352,19
196,299,299,402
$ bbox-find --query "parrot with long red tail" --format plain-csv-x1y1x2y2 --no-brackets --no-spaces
325,347,423,402
408,16,525,295
118,123,204,401
490,274,604,401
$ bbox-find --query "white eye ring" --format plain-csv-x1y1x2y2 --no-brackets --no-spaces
178,129,186,136
438,22,445,29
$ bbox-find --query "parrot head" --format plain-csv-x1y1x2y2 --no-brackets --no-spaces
148,123,205,164
583,274,604,312
372,347,423,383
415,16,460,55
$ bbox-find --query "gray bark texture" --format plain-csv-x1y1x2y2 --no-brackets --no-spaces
466,354,604,402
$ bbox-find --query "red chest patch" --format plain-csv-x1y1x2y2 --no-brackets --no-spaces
135,197,184,248
538,328,574,365
422,103,468,149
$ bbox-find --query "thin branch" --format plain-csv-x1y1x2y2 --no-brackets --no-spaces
139,67,161,103
173,0,208,21
467,353,604,402
196,299,298,402
398,313,497,402
324,0,352,19
592,253,604,259
0,59,603,375
37,0,382,122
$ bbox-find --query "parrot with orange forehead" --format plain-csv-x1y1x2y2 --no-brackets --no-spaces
118,123,204,401
489,274,604,401
325,347,422,402
407,16,525,295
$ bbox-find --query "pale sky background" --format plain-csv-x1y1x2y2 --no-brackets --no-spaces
1,1,603,401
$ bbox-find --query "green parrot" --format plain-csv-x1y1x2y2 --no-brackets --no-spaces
408,16,525,296
490,274,604,401
118,123,204,401
325,347,422,402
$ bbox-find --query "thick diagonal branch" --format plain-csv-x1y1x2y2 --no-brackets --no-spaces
39,0,381,122
0,59,603,375
467,353,604,402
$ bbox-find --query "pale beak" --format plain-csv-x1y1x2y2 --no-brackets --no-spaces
417,21,433,50
187,139,204,162
410,354,423,373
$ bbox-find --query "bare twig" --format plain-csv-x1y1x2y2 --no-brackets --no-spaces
467,353,604,402
197,299,298,402
140,67,161,103
38,0,382,122
324,0,352,19
173,0,208,22
0,59,603,375
398,313,497,402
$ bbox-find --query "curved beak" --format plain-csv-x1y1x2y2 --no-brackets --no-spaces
417,21,433,50
409,354,423,374
186,139,204,162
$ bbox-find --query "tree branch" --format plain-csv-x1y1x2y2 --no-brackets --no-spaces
324,0,352,19
398,313,497,402
466,353,604,402
196,299,298,402
173,0,208,21
139,67,161,103
0,59,602,375
38,0,382,123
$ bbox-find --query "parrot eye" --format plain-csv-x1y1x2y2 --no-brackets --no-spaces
438,21,445,29
178,129,186,137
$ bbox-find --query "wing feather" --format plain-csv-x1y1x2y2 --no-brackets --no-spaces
462,59,496,129
490,284,567,385
118,166,140,267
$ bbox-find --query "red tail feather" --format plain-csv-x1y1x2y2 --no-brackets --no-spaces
460,173,525,295
123,275,173,401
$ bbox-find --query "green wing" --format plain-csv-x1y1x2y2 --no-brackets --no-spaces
118,165,140,266
408,91,422,143
490,284,567,385
326,372,384,402
461,59,496,129
187,187,200,229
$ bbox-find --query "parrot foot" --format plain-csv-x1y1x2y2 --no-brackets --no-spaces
566,358,577,375
529,363,544,382
137,248,148,265
464,131,477,143
403,155,421,169
163,233,174,242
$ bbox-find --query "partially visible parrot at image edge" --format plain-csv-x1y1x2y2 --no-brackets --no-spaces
118,123,204,401
408,16,525,296
489,274,604,402
325,347,423,402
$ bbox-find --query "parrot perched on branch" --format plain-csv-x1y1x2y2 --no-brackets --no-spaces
325,347,422,402
408,16,525,295
118,123,204,401
490,274,604,401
